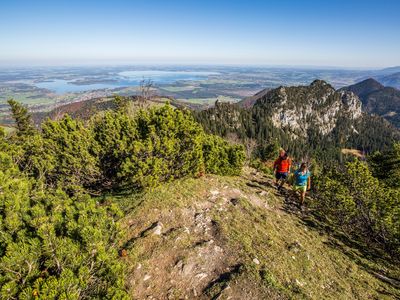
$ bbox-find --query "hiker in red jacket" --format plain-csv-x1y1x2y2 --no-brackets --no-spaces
273,149,291,190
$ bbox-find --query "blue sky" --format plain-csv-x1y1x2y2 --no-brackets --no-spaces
0,0,399,67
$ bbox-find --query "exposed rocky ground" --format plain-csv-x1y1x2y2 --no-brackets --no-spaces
113,168,400,299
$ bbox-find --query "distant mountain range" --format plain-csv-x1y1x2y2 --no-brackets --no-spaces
340,78,400,128
376,66,400,75
376,72,400,89
239,77,400,130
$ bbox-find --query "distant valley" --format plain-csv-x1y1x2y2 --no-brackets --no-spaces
2,65,400,125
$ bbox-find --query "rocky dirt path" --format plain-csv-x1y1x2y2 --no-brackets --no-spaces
119,169,399,300
121,170,285,299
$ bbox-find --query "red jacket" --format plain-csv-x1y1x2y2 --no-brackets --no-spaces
274,157,291,173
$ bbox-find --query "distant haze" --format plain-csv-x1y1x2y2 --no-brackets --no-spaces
0,0,399,68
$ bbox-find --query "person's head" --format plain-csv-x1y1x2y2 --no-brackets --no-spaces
300,163,307,171
279,149,286,158
283,150,289,159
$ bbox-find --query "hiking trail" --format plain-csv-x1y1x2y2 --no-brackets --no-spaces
116,167,400,299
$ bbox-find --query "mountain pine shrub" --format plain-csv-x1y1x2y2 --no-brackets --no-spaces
202,134,245,176
0,151,128,299
91,103,245,190
313,160,400,254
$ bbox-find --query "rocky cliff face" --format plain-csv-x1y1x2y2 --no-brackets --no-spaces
254,80,362,137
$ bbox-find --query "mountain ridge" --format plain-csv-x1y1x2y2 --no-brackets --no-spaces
377,72,400,89
341,78,400,128
253,79,362,137
238,88,271,108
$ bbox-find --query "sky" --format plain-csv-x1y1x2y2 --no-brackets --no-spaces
0,0,399,68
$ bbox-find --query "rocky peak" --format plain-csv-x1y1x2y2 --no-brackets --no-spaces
310,79,333,89
310,79,335,94
253,80,363,137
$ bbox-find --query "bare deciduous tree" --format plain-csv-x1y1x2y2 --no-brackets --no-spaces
244,137,257,162
138,78,154,108
226,133,257,164
226,132,241,144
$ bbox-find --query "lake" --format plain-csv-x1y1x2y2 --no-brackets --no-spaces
35,70,218,94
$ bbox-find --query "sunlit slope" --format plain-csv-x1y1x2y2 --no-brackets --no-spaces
114,168,400,299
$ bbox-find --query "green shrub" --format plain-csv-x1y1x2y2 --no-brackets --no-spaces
6,115,101,192
91,104,245,190
250,158,273,175
202,134,245,176
313,160,400,254
40,115,101,191
120,104,204,188
0,152,128,299
91,110,139,189
92,104,205,190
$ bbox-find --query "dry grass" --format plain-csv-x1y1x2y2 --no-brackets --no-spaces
341,148,364,158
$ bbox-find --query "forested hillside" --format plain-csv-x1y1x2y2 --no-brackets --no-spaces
194,80,400,162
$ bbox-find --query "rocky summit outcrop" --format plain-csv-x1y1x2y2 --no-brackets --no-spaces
253,80,362,138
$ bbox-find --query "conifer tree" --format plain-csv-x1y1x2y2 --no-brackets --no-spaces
7,99,35,137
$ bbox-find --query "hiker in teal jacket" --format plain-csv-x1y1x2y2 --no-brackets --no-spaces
293,163,311,206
